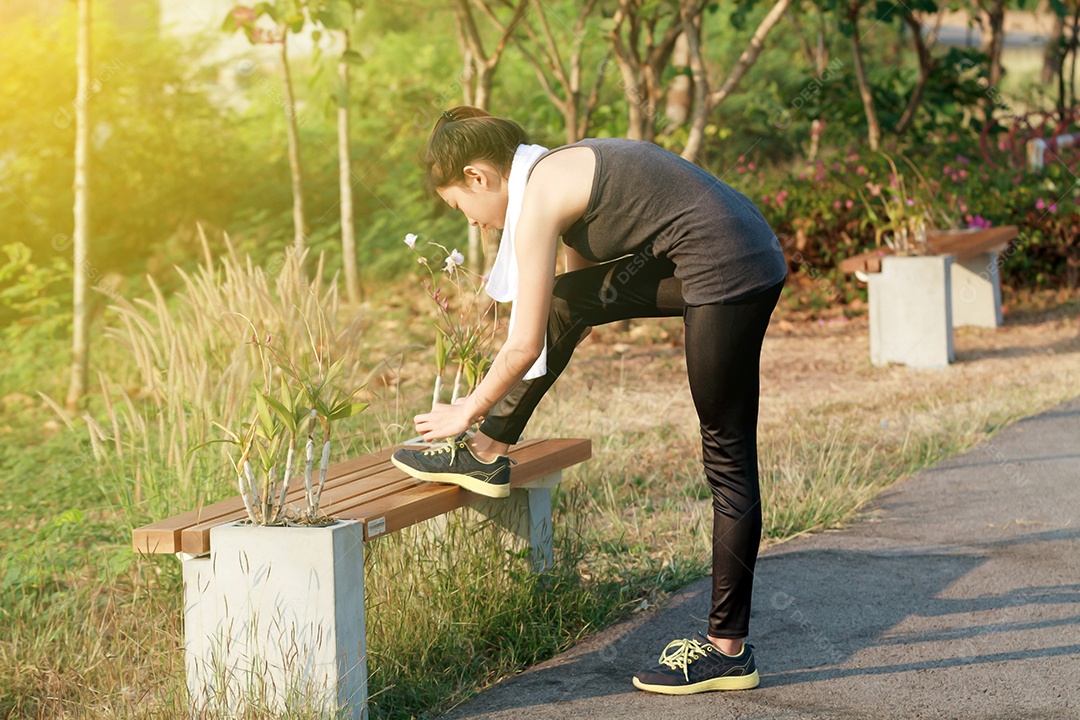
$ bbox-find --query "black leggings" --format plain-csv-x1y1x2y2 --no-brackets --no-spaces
480,251,784,639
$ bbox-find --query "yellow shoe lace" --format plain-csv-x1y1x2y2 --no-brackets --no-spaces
421,438,467,463
657,638,713,681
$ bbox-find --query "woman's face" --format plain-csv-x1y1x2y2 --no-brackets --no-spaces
436,162,508,231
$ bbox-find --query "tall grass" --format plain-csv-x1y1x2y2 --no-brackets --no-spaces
64,229,368,524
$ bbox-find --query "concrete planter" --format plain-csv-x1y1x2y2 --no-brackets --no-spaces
936,228,1004,329
182,519,368,719
868,254,955,369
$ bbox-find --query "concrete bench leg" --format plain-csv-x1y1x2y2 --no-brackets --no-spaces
951,251,1003,328
473,471,561,572
180,520,369,719
869,255,955,369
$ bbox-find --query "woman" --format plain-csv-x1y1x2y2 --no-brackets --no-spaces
392,106,787,694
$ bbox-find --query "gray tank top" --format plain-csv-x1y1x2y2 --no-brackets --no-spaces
531,138,787,305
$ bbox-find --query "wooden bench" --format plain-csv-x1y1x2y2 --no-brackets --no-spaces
133,437,591,718
839,226,1018,367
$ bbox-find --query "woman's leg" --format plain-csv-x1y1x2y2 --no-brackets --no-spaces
478,251,684,445
682,280,784,642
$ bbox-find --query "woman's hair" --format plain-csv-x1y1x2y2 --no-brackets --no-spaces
424,106,529,189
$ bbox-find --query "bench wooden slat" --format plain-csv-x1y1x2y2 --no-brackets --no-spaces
138,438,590,555
172,439,541,555
355,437,593,540
180,438,584,554
925,225,1016,258
838,226,1018,274
132,448,396,554
178,472,428,555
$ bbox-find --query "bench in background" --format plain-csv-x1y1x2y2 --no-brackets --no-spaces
839,226,1018,368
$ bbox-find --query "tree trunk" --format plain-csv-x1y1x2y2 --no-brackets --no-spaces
681,0,791,162
849,3,880,151
614,53,646,140
1071,5,1080,110
338,33,360,305
281,33,306,254
981,0,1006,87
664,32,692,129
66,0,91,412
606,0,685,142
564,102,580,144
474,63,493,114
706,0,792,108
680,3,709,162
980,0,1006,121
1043,11,1065,86
895,12,934,135
455,14,477,106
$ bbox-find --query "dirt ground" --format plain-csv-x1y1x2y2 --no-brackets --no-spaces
527,293,1080,442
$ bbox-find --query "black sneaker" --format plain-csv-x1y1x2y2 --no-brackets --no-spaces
391,434,512,499
632,635,759,694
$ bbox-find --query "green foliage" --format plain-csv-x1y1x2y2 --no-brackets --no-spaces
0,242,72,342
732,135,1080,295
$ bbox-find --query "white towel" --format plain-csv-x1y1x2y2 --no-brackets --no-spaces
486,143,549,380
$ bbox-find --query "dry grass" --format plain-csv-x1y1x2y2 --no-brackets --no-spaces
71,230,367,524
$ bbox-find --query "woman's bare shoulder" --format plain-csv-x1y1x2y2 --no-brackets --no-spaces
532,145,595,183
524,146,595,231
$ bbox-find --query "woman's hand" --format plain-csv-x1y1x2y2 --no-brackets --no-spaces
414,400,477,442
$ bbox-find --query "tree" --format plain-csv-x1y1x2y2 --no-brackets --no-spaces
679,0,792,162
506,0,608,144
451,0,528,272
1040,0,1075,116
306,0,365,305
844,0,882,151
604,0,687,142
893,2,943,135
226,3,310,254
977,0,1007,94
336,32,361,304
454,0,528,110
66,0,91,412
602,0,789,154
787,0,831,159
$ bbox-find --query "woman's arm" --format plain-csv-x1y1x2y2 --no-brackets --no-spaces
413,147,595,441
461,195,559,421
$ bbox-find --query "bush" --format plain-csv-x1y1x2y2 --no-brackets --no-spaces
724,136,1079,301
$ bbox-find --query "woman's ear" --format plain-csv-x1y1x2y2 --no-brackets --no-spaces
462,164,487,188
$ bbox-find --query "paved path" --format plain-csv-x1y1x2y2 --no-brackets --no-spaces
443,396,1080,720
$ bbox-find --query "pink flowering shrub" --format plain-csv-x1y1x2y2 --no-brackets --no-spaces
730,142,1080,295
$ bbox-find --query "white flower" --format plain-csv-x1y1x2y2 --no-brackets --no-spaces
404,233,418,249
444,249,465,272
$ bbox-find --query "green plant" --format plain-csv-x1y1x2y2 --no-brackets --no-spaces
404,233,498,410
856,153,952,255
0,242,72,342
195,319,369,525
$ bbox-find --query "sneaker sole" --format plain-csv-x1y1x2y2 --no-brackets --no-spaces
391,456,510,499
631,670,760,694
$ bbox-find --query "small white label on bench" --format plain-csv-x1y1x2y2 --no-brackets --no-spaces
368,517,387,538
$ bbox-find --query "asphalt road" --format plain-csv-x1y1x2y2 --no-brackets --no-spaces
442,396,1080,720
